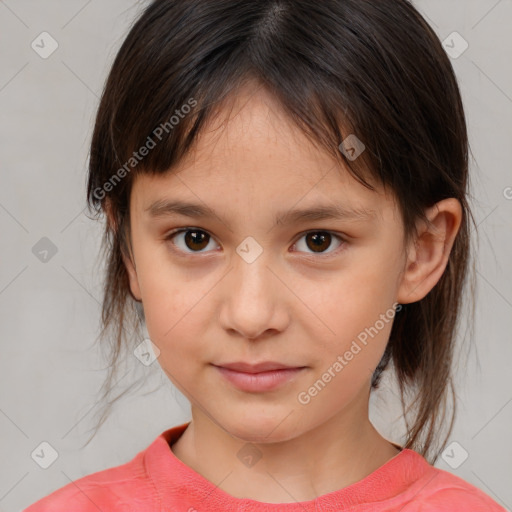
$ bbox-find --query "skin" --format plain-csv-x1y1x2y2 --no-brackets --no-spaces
110,81,462,503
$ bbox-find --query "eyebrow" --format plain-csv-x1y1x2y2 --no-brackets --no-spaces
145,199,376,227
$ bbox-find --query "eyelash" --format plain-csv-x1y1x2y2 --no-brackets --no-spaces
163,227,347,260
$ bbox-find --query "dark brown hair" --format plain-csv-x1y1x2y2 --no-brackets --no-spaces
84,0,476,464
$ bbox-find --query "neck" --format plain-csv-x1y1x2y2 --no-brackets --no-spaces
171,409,400,503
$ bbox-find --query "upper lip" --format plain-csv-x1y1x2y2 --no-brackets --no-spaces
214,361,304,373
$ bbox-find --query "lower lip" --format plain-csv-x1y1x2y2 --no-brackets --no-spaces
215,366,305,392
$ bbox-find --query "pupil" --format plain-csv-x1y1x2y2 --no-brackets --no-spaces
307,232,330,252
182,231,331,253
185,230,209,251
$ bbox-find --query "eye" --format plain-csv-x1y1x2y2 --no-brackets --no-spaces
291,231,345,256
164,228,346,258
165,228,220,254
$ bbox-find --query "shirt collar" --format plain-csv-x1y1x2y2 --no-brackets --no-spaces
144,422,435,511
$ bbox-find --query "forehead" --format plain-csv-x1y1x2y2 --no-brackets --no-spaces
130,84,396,224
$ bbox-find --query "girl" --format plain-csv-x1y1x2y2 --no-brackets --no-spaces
25,0,507,510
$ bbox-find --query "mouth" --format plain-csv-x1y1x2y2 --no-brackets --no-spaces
211,362,307,392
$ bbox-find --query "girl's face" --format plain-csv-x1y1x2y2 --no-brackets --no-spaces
124,84,411,443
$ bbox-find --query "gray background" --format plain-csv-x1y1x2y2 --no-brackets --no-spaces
0,1,511,510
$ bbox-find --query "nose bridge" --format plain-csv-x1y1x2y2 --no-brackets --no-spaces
219,244,286,339
233,247,272,298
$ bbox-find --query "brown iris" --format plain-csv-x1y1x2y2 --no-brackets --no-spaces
179,229,334,254
304,232,332,253
184,230,210,251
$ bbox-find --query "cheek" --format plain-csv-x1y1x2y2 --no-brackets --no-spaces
138,266,216,375
301,289,396,416
343,241,403,311
143,288,202,353
317,256,400,327
134,239,196,323
134,255,189,348
308,257,399,377
143,292,206,390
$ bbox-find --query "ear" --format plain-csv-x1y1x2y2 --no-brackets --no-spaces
397,198,462,304
104,197,142,302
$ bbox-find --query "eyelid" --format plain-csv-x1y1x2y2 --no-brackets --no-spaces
164,227,347,258
164,227,221,256
290,229,347,258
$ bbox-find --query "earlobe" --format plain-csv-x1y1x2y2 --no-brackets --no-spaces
397,198,462,304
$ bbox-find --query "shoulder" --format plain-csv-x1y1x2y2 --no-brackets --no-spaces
22,446,156,512
401,463,507,511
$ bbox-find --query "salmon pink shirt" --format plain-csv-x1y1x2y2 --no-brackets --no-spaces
24,421,507,511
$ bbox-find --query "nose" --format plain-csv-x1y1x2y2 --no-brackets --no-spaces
218,251,290,341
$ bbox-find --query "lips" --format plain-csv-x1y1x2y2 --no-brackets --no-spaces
212,361,307,392
214,361,304,373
